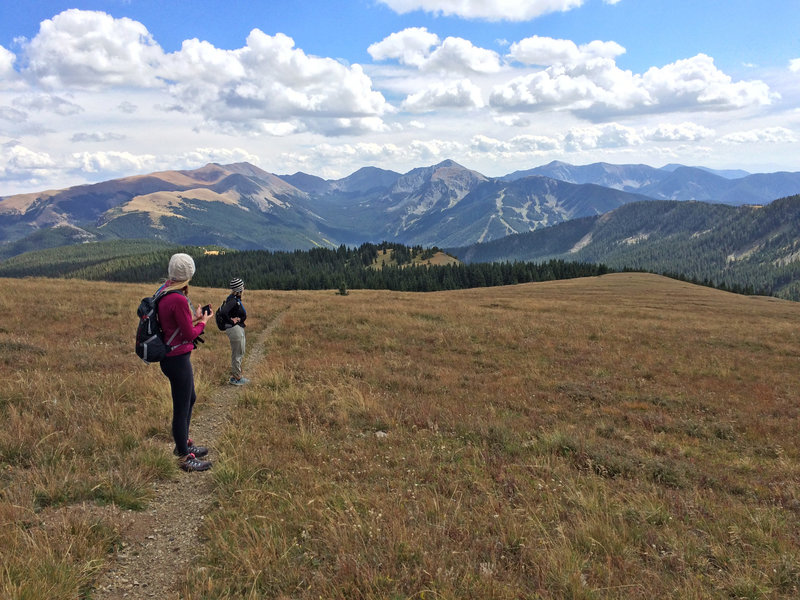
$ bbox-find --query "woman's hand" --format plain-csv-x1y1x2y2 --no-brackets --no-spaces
194,304,213,325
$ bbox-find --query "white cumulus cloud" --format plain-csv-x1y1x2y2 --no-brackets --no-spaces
402,79,484,112
164,29,391,134
22,9,165,88
312,116,392,136
563,124,643,151
508,36,625,67
719,127,797,144
470,133,559,154
160,38,245,85
646,122,714,142
491,67,626,112
69,150,158,174
297,142,408,174
371,29,502,74
305,138,467,170
367,27,440,67
640,54,775,113
0,45,14,73
13,10,391,137
377,0,585,21
0,44,25,91
423,37,503,74
0,143,59,182
2,7,796,193
0,45,16,77
509,134,561,152
491,49,775,119
175,147,262,169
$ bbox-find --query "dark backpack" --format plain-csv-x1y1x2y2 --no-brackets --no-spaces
135,290,180,363
215,295,236,331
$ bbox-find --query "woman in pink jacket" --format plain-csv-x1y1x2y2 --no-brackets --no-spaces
156,253,214,472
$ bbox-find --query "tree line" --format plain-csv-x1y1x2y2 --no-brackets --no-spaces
0,240,611,292
187,242,612,292
4,236,794,299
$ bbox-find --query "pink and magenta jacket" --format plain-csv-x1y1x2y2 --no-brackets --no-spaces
156,285,205,357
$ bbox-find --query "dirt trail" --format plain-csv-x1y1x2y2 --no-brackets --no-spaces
92,312,284,599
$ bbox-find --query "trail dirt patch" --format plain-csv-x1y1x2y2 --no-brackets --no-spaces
92,313,283,599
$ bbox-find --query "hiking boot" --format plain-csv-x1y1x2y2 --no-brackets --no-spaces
179,453,212,472
187,444,208,457
229,376,250,385
173,440,208,458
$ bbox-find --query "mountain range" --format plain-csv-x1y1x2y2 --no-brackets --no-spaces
2,159,800,258
502,161,800,205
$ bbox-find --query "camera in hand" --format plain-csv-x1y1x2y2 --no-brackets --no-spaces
202,304,212,315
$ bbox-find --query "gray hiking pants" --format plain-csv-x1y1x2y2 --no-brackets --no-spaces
225,325,246,379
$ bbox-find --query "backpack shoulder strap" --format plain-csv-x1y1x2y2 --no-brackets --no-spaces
154,288,180,302
220,294,236,314
153,289,185,347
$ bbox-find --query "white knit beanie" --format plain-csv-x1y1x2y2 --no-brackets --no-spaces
168,253,196,282
229,277,244,293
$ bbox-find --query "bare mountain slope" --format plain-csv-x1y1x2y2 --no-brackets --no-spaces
0,163,322,250
3,159,800,255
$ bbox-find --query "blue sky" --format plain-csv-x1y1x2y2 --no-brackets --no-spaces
0,0,798,195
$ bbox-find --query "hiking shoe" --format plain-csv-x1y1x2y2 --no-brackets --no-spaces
229,377,250,385
187,439,208,458
173,442,208,458
179,453,211,472
188,444,208,457
174,445,209,458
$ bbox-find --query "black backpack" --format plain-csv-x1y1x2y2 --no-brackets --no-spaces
135,290,181,363
215,295,236,331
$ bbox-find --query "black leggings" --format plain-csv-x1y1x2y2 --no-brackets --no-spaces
159,352,196,456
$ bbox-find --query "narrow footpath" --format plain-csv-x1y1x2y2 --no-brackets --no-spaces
92,312,285,599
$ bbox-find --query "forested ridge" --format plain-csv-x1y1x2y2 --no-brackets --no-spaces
0,240,611,292
5,208,800,298
451,195,800,300
576,197,800,297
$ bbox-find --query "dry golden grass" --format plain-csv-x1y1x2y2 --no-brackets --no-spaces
1,273,800,598
0,278,232,598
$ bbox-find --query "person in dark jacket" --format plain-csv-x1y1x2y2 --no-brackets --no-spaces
221,277,249,385
156,253,214,472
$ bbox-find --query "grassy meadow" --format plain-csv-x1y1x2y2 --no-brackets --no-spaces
1,273,799,598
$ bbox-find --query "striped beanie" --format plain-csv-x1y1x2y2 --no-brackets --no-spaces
229,277,244,292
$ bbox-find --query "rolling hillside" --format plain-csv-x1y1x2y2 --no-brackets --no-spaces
2,275,799,598
450,195,800,299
